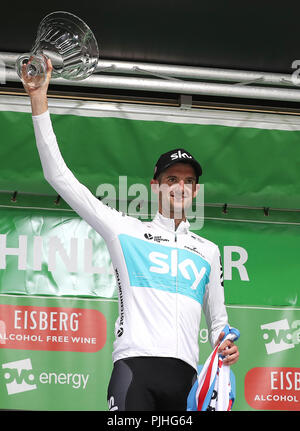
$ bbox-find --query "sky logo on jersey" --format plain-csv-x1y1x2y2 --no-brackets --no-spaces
119,234,211,304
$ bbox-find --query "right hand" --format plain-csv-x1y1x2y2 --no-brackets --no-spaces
22,57,53,116
22,56,53,99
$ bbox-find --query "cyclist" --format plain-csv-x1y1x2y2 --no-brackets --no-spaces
22,59,239,411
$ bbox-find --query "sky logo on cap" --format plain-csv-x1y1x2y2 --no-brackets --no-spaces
170,150,193,160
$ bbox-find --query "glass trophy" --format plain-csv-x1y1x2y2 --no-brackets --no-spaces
16,11,99,89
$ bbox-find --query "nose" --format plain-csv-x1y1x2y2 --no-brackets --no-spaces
178,180,185,191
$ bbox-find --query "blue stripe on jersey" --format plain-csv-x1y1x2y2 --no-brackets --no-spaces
118,234,211,305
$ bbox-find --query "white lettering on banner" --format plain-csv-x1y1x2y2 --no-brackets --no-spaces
48,237,78,272
261,319,296,354
223,246,249,281
254,394,299,402
39,372,89,389
84,238,107,274
0,320,6,344
33,236,43,270
2,334,44,342
270,371,300,391
149,250,207,290
0,234,27,270
199,328,208,344
0,234,113,275
13,310,79,331
0,234,250,284
1,358,90,395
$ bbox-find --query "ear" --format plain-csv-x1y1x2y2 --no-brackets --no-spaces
192,183,200,198
150,179,160,195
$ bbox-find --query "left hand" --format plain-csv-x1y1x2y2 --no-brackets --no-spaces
214,331,240,366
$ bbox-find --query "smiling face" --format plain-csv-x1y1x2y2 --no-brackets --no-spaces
151,162,199,221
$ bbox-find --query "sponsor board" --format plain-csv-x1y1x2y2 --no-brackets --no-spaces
245,367,300,411
0,304,107,352
1,357,89,395
242,316,300,410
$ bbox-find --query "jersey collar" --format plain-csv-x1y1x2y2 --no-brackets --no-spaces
152,211,190,234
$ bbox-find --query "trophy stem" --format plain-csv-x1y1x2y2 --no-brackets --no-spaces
16,52,48,89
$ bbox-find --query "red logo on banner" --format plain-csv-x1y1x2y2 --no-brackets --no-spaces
0,304,106,353
245,367,300,411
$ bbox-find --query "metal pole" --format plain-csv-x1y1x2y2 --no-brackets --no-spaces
0,51,296,87
2,56,300,103
96,60,295,87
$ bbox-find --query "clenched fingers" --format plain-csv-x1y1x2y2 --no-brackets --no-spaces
219,343,240,365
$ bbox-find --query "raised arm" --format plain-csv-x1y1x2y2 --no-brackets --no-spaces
22,58,123,242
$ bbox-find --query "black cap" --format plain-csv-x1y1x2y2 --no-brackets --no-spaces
153,148,202,182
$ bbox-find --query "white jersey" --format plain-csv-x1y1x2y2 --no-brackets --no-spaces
32,111,228,371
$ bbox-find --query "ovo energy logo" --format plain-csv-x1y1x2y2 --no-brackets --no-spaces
260,319,300,354
2,358,36,395
1,357,90,396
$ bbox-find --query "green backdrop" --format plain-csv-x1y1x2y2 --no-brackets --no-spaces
0,96,299,411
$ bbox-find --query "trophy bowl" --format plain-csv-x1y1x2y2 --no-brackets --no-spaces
16,11,99,89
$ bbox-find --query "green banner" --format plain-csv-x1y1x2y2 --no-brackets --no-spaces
200,218,300,307
1,97,300,210
0,207,299,307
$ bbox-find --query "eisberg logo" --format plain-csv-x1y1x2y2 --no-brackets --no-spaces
261,319,300,354
0,305,107,353
2,358,36,395
170,150,192,161
245,367,300,411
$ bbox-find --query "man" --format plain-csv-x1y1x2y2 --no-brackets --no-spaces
22,58,239,411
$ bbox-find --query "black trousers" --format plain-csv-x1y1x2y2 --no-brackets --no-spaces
107,356,197,411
